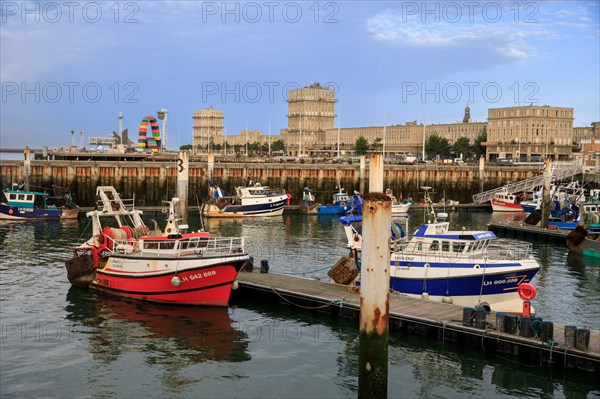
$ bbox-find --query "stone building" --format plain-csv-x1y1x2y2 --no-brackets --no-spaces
192,107,223,154
486,105,574,161
283,83,336,157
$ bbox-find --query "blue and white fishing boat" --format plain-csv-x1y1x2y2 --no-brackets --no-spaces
0,185,79,220
201,182,289,218
339,194,540,313
317,187,353,215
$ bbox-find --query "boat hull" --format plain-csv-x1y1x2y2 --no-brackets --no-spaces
389,264,539,312
391,203,410,215
317,204,352,215
0,204,78,220
90,256,248,306
202,199,286,217
491,199,523,212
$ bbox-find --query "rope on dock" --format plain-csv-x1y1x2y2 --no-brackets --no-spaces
255,272,348,310
280,265,332,277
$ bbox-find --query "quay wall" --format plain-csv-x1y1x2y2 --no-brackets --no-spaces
0,160,546,206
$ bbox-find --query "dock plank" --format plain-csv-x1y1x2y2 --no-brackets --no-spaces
236,271,600,372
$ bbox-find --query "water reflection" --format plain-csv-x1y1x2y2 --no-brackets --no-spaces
65,288,251,366
236,297,598,398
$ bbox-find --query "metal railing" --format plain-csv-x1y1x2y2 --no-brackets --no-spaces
472,164,582,204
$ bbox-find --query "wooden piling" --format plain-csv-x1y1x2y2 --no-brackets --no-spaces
359,154,391,399
541,158,552,228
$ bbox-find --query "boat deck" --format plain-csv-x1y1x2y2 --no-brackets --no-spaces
235,270,600,373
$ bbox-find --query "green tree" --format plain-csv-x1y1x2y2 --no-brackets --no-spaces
271,139,285,152
473,127,487,158
371,137,383,151
355,136,369,155
179,144,192,150
425,133,452,159
452,136,472,159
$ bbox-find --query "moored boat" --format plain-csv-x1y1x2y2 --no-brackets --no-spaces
0,185,79,220
338,193,540,313
386,188,411,215
65,186,252,306
201,182,289,217
317,187,353,215
491,190,524,212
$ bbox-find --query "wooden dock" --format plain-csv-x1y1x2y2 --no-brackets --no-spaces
234,270,599,373
488,222,570,245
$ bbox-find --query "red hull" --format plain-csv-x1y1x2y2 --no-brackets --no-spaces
91,261,244,306
491,199,523,212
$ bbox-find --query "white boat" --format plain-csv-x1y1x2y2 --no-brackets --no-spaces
491,190,524,212
339,195,540,313
201,182,289,217
65,186,251,306
385,188,411,215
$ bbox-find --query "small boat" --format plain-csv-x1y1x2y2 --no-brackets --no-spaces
385,188,411,215
338,194,540,313
491,190,524,212
201,182,289,218
0,184,79,220
566,226,600,258
65,186,252,306
317,187,353,215
300,187,318,215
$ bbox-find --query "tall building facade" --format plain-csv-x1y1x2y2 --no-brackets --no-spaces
486,105,574,161
192,107,223,154
285,83,336,156
322,106,485,157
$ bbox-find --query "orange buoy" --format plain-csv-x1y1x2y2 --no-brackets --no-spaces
518,282,537,300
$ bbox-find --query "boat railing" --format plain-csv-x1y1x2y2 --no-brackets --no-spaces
485,239,533,260
391,238,532,261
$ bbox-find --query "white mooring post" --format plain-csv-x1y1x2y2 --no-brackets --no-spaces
359,153,391,399
176,151,189,225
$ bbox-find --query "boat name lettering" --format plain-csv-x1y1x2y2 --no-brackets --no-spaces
111,258,124,269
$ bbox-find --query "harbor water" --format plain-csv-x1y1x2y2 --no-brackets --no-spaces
1,211,598,398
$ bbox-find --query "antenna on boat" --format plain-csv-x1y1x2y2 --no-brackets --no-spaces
195,194,205,232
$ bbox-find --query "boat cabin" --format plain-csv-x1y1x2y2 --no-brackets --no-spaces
3,189,50,209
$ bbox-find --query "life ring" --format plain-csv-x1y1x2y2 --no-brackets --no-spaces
8,209,13,215
517,283,537,300
340,201,346,206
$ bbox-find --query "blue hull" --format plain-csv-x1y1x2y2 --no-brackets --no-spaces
0,203,63,220
390,268,538,297
221,199,286,215
317,204,351,215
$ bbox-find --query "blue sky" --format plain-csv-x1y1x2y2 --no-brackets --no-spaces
1,0,599,149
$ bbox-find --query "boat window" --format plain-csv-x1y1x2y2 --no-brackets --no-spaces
18,194,25,200
452,242,466,252
9,194,16,200
465,243,473,253
144,242,159,250
442,241,450,252
26,195,33,201
181,238,199,250
429,240,439,251
160,242,176,250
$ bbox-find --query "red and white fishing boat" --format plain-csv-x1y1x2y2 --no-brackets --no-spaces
65,186,252,307
491,191,524,212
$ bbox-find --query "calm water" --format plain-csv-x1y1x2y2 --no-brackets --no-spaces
1,212,599,398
